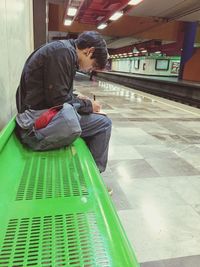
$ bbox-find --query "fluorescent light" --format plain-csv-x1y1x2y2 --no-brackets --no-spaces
109,11,123,21
64,19,72,26
155,51,161,54
97,23,107,29
67,7,77,16
128,0,143,5
141,49,147,53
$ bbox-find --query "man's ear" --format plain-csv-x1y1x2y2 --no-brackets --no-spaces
86,47,95,56
89,47,95,54
82,47,95,57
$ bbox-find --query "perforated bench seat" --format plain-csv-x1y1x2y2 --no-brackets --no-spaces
0,118,139,267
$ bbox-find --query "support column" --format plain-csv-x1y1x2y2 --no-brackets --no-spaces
178,22,198,79
33,0,48,49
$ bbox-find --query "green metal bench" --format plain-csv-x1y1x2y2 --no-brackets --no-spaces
0,119,139,267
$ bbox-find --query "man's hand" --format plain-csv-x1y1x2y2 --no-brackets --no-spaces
92,100,101,112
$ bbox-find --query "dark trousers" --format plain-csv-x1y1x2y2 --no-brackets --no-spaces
80,113,112,172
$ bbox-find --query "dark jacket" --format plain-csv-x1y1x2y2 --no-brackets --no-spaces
16,40,93,114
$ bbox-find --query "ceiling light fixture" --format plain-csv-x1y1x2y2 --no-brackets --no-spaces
97,23,107,30
109,11,123,21
64,19,72,26
128,0,143,5
67,7,77,16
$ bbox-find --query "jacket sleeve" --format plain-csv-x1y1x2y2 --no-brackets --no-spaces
70,97,93,114
44,47,93,114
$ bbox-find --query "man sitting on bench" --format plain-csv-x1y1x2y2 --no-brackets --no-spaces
15,31,112,173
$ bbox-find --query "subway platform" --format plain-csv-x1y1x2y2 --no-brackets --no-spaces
96,71,200,108
75,73,200,267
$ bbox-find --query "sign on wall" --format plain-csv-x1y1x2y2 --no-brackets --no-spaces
171,61,180,74
155,59,169,70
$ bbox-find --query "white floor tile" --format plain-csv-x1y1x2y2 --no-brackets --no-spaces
118,206,200,262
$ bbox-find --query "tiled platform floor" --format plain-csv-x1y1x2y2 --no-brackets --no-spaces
75,73,200,267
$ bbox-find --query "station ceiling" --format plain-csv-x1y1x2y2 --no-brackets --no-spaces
48,0,200,49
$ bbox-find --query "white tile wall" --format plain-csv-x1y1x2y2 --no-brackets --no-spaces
0,0,34,129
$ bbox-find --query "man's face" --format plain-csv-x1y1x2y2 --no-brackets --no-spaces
78,47,97,72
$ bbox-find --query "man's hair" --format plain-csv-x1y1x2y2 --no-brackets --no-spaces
76,31,108,69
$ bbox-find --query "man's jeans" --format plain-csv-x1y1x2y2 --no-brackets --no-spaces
80,113,112,173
